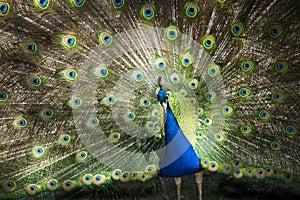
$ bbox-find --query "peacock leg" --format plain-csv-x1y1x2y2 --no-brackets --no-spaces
195,171,203,200
174,177,182,200
159,176,170,200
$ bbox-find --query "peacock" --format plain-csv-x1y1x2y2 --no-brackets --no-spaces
0,0,299,199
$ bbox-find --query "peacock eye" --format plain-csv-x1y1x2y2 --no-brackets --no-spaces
205,90,215,101
270,141,281,151
40,108,54,119
131,70,144,82
61,34,77,49
285,125,296,136
180,51,194,67
241,60,255,73
4,180,16,191
32,146,45,158
258,110,271,121
62,180,75,191
76,151,88,162
98,32,113,46
240,124,251,136
13,117,28,129
47,179,58,190
141,4,155,20
112,0,124,9
268,24,283,38
165,25,179,41
109,132,121,143
202,35,216,50
112,169,122,180
60,68,78,81
170,73,180,84
215,132,225,142
231,22,244,36
207,64,220,77
68,97,82,109
204,117,212,126
95,66,109,78
184,2,198,18
82,174,93,185
0,2,10,16
139,97,151,107
125,111,135,121
93,174,106,185
26,184,40,196
23,42,38,54
188,79,198,90
33,0,50,10
275,61,289,73
0,91,8,102
155,57,167,70
70,0,85,7
208,161,218,172
238,86,252,98
58,134,71,145
222,105,233,117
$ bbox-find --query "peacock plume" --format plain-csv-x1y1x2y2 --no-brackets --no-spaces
0,0,299,199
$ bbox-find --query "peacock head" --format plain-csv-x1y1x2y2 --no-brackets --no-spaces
157,77,169,112
157,89,168,104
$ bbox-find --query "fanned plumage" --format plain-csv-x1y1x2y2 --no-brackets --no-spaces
0,0,299,199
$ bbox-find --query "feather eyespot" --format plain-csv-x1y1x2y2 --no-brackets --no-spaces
205,91,215,101
23,42,38,54
275,61,289,73
285,125,296,136
170,73,180,84
32,146,45,158
0,91,8,102
82,174,93,185
0,2,10,17
241,60,255,73
184,2,199,18
40,108,54,119
26,184,40,196
13,117,28,129
165,24,179,41
268,24,283,38
60,68,78,81
70,0,85,7
58,134,71,145
202,35,215,50
155,57,167,70
47,179,58,190
68,97,82,109
93,174,106,185
4,180,16,191
76,151,88,162
180,51,194,67
33,0,50,10
238,86,252,98
141,4,155,21
62,180,75,191
207,64,220,77
61,34,77,49
231,22,244,36
112,0,124,8
188,79,198,90
240,124,251,136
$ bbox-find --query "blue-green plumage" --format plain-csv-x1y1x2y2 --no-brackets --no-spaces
158,89,202,177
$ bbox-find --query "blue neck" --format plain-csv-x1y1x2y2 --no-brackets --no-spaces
159,103,202,177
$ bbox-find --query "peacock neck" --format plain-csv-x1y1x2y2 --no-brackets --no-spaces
159,102,202,177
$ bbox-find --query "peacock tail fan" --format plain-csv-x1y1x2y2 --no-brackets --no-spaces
0,0,299,199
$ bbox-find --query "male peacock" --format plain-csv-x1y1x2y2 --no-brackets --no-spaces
0,0,299,199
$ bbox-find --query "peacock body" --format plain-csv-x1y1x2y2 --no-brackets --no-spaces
0,0,299,199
